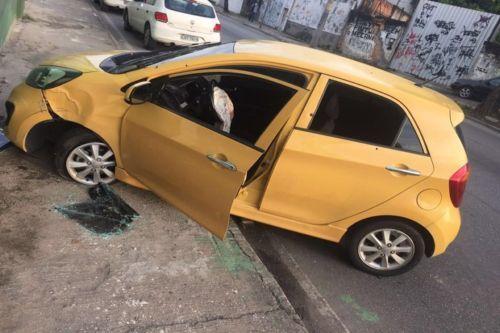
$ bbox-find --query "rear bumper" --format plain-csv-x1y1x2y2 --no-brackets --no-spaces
426,207,461,256
151,22,221,45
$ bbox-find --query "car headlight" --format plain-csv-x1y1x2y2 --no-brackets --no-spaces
26,66,82,89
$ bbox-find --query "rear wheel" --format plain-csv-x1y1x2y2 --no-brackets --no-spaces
143,23,157,50
346,220,425,276
55,129,116,186
458,87,472,99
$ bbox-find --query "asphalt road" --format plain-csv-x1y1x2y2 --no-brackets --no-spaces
97,6,500,332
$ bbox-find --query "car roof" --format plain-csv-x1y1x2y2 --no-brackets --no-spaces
234,40,455,109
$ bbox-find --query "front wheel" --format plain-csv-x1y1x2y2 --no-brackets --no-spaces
346,220,425,276
55,128,116,186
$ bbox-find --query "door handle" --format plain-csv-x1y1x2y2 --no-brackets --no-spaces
207,154,237,171
385,165,421,176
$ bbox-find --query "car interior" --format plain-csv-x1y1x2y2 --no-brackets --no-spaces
310,81,407,147
150,72,297,145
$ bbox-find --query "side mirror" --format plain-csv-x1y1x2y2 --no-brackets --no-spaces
125,81,152,105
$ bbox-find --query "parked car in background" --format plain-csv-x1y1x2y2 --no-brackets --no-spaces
124,0,221,49
2,41,469,276
451,76,500,100
94,0,130,11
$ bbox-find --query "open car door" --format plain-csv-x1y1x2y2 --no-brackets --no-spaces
120,69,308,238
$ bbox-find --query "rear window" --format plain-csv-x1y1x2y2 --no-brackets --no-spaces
165,0,215,18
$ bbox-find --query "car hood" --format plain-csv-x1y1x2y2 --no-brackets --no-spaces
41,51,126,73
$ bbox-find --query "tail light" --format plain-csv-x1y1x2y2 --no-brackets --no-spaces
155,12,168,22
449,164,470,207
213,23,221,32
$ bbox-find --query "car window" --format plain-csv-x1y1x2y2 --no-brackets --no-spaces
165,0,215,18
146,0,156,4
149,72,296,145
216,66,308,88
489,78,500,86
309,80,423,153
393,118,423,154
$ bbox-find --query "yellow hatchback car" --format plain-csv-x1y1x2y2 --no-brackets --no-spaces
2,41,470,275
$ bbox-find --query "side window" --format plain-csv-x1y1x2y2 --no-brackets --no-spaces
146,0,156,4
393,118,423,154
309,80,423,153
489,78,500,87
150,72,296,145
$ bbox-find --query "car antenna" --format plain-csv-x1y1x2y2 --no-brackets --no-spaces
415,67,446,87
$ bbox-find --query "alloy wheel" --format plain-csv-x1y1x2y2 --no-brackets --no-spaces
459,87,471,98
65,142,115,186
358,228,415,271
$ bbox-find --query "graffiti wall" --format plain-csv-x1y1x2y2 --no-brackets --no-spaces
390,0,500,86
470,42,500,80
287,0,357,35
260,0,294,29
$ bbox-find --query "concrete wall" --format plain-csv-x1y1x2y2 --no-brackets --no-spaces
0,0,24,47
470,42,500,80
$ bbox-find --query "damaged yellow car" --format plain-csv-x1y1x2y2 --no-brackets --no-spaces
2,41,469,275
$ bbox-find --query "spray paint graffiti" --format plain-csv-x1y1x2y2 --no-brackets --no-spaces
260,0,294,29
343,17,377,60
287,0,356,35
471,49,500,80
390,0,500,86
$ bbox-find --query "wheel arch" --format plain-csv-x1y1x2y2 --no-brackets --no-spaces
25,119,111,154
340,215,435,257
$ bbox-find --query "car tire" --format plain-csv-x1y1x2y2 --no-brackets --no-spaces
143,23,157,50
458,87,472,99
55,128,116,186
346,220,425,276
99,0,109,12
123,10,132,31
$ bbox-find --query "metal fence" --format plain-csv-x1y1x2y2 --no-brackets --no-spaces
390,0,500,86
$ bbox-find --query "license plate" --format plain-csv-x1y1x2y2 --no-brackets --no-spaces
180,34,199,42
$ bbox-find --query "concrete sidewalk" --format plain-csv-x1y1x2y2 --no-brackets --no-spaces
0,1,305,332
215,6,302,45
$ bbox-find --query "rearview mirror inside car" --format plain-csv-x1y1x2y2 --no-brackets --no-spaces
125,81,153,105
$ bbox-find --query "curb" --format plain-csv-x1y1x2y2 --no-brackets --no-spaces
237,220,350,333
228,223,307,331
465,115,500,134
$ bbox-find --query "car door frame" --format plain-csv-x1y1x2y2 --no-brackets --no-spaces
295,75,429,155
257,74,434,225
120,67,311,238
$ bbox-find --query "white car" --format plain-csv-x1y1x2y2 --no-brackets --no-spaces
94,0,131,11
124,0,221,49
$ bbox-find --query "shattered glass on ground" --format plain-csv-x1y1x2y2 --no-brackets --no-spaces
0,130,11,151
55,183,139,235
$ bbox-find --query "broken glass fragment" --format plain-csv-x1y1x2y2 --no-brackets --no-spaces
55,184,139,235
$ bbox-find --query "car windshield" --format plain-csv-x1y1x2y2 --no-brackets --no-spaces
100,43,234,74
165,0,215,18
